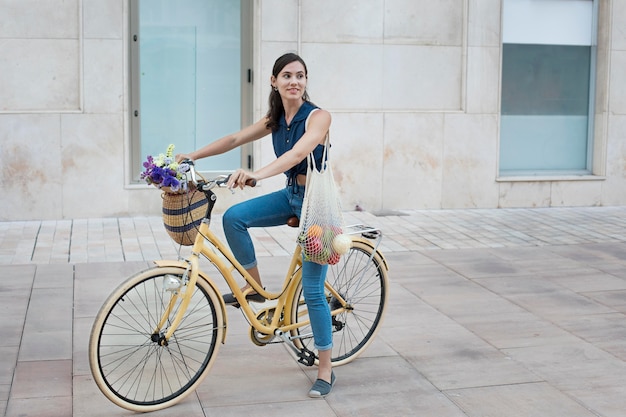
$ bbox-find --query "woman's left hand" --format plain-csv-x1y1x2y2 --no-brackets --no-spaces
228,169,258,189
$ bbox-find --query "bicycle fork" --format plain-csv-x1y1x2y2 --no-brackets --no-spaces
152,258,198,346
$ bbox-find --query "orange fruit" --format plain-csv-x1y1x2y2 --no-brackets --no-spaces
307,224,323,238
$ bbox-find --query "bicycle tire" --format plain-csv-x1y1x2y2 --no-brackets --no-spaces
89,266,223,412
290,240,388,366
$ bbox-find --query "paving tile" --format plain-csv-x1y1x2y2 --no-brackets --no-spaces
32,264,74,289
325,356,467,417
474,276,616,319
18,286,73,361
5,396,71,417
0,264,36,290
382,316,541,391
0,347,18,386
567,383,626,417
539,267,626,293
11,360,72,399
72,317,93,377
446,382,598,417
73,374,205,417
19,329,72,362
195,342,312,407
0,382,11,401
457,311,580,350
0,319,29,348
204,400,337,417
73,261,149,318
503,342,626,392
557,313,626,360
581,289,626,311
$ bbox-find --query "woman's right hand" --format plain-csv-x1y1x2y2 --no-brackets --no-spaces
227,169,258,190
175,154,194,164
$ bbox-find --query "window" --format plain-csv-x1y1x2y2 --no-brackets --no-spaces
129,0,252,180
499,0,597,176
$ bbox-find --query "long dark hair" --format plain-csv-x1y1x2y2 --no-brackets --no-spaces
265,53,311,131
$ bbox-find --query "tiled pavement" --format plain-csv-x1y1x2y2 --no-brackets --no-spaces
2,207,626,416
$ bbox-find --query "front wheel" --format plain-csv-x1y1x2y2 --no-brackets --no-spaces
290,240,388,366
88,266,224,412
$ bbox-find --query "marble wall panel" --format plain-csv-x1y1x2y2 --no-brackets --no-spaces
302,43,384,110
441,114,499,208
612,0,626,51
61,114,126,218
261,0,298,42
83,39,123,114
383,45,463,110
550,180,603,207
83,0,124,40
382,113,445,209
0,0,79,39
467,0,501,47
466,46,500,114
384,0,464,46
602,114,626,205
0,114,63,219
498,182,551,208
609,51,626,114
0,40,80,111
301,0,384,43
330,112,384,212
127,187,162,215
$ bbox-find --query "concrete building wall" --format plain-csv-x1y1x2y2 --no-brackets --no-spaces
1,0,625,220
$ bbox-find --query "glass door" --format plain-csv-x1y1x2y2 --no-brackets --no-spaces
131,0,251,176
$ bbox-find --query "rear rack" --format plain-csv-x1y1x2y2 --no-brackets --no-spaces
345,224,381,240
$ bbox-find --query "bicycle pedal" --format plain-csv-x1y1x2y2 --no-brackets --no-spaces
297,349,316,367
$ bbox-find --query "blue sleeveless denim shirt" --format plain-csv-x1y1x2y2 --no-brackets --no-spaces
272,101,325,183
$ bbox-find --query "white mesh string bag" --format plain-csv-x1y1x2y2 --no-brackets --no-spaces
297,136,347,265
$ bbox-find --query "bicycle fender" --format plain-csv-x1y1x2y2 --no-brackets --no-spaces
153,260,228,344
350,237,390,272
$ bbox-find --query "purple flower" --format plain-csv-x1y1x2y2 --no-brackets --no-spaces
150,166,165,184
162,176,180,192
177,162,190,174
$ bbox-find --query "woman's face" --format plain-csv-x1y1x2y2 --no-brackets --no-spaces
272,60,307,101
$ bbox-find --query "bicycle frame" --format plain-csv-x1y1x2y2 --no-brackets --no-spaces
155,217,350,345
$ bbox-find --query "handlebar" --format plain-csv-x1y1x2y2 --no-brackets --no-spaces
184,160,256,191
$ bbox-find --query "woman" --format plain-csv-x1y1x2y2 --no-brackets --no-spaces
176,53,335,398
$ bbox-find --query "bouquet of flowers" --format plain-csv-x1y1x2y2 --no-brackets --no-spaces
140,144,191,193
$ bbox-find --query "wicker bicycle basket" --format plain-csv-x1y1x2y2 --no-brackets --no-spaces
161,189,209,246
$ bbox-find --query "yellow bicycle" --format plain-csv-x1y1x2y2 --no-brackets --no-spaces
88,165,389,412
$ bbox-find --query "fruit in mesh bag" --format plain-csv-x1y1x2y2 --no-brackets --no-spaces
305,236,323,257
307,224,323,238
332,233,351,255
328,251,341,265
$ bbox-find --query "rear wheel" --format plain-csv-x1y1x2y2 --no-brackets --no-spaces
89,267,223,412
290,240,388,366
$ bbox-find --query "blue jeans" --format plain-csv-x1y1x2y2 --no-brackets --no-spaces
222,185,333,351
